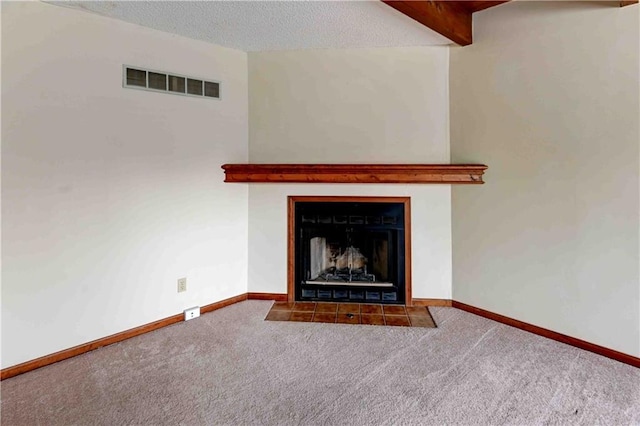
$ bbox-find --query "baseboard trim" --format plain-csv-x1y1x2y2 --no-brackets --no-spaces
1,293,249,380
1,313,181,381
452,301,640,369
201,293,248,314
412,298,453,307
5,295,637,380
247,292,288,301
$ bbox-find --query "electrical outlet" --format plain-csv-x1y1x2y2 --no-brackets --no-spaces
184,306,200,321
177,277,187,293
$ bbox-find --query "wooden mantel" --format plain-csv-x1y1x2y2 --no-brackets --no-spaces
221,164,488,184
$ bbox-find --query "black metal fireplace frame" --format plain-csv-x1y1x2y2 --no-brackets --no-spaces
287,196,412,305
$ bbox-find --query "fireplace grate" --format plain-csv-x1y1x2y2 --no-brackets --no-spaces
300,288,398,302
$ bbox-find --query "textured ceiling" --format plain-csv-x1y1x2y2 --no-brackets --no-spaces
50,1,450,51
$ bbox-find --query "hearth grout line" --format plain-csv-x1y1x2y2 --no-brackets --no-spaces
267,301,435,328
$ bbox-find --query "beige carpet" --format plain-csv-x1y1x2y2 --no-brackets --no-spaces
2,300,639,425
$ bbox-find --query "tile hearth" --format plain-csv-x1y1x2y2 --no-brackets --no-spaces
265,302,436,328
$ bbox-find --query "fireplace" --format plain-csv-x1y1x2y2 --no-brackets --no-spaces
288,197,411,305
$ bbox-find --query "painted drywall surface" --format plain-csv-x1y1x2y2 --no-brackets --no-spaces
247,47,452,299
248,47,449,163
450,2,639,356
247,184,452,299
1,2,249,368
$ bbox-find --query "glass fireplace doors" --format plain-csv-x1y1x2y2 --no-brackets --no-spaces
294,201,406,304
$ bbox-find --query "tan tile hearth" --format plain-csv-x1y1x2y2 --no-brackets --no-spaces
265,302,436,328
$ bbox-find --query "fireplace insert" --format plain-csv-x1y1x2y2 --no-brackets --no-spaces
294,201,406,304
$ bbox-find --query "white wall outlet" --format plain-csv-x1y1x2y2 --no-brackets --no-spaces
184,306,200,321
177,277,187,293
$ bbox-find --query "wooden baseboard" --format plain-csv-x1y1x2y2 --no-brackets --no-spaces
412,298,453,307
201,294,248,314
1,293,249,380
247,292,288,301
452,301,640,369
5,294,637,380
1,312,181,381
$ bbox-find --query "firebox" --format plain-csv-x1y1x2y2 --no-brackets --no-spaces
294,200,406,304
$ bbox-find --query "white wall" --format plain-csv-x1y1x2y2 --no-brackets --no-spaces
1,2,249,368
249,47,449,163
247,47,452,299
450,2,639,356
248,184,452,299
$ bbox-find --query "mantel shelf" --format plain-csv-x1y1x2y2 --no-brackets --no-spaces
221,164,488,184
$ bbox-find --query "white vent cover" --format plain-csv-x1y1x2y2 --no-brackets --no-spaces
123,66,220,100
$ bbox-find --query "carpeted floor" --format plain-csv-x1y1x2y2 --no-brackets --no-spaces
2,300,639,425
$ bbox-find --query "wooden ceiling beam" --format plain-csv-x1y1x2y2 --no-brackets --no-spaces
381,1,510,46
383,0,634,46
382,1,473,46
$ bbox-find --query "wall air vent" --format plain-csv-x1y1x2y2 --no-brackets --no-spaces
123,66,220,100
